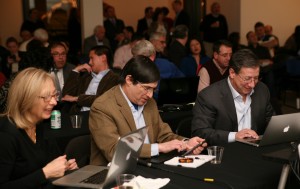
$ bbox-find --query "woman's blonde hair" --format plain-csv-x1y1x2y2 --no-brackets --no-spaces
5,67,54,129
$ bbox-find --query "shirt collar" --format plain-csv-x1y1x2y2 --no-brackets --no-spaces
119,85,145,112
91,69,110,79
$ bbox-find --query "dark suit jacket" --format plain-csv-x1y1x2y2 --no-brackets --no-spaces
174,10,190,27
191,79,274,145
168,40,187,67
62,63,75,84
137,17,149,35
104,18,125,52
89,86,184,165
62,70,119,114
83,35,111,55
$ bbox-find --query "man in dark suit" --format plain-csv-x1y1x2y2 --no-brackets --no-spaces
136,6,153,37
104,6,125,53
172,0,190,28
83,25,111,56
49,42,75,99
192,49,274,145
62,45,119,114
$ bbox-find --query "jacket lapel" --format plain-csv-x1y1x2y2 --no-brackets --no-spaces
115,87,137,131
220,80,238,131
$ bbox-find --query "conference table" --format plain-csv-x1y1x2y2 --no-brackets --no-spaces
135,142,299,189
43,109,193,151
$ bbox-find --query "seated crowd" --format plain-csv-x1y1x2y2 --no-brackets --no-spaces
0,0,300,188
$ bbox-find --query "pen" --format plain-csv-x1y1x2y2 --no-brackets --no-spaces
180,140,206,157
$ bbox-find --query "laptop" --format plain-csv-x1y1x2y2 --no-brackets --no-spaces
53,126,148,189
236,113,300,147
156,76,199,109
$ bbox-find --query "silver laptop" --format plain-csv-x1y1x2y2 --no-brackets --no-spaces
53,126,148,189
236,113,300,147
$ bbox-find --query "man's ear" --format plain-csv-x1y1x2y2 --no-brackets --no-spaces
125,75,133,85
229,68,235,79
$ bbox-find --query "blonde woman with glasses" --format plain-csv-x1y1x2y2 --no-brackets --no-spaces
0,67,78,188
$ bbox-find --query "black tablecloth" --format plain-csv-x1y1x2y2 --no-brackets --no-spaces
42,110,192,151
135,142,295,189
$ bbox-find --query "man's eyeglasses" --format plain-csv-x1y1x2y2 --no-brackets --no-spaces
38,91,60,102
137,81,157,94
52,52,67,57
237,74,259,84
218,52,232,58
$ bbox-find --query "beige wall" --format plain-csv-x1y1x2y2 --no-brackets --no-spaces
104,0,175,30
207,0,300,46
240,0,300,45
0,0,23,45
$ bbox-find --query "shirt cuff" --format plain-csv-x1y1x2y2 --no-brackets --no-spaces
151,143,159,156
228,132,237,143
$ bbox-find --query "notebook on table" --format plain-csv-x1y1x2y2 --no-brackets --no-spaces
236,113,300,147
53,126,148,189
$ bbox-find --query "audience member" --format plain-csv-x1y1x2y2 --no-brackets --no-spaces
0,67,78,188
132,38,184,79
149,32,168,58
148,8,169,36
19,29,34,52
20,8,45,34
198,40,232,92
104,6,125,53
254,22,279,57
168,25,189,67
49,41,75,99
4,37,26,78
83,25,111,56
137,6,153,37
89,55,206,165
33,28,49,47
113,34,143,69
200,2,228,57
161,6,174,32
0,42,51,113
284,25,300,56
180,37,210,77
192,49,274,145
62,45,119,114
172,0,190,28
118,26,134,47
246,31,281,114
228,32,246,53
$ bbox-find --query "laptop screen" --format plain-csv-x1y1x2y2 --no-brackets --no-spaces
156,76,199,106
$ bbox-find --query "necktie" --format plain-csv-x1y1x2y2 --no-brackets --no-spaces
53,69,62,101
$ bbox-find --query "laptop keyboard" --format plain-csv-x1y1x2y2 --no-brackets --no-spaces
80,169,108,184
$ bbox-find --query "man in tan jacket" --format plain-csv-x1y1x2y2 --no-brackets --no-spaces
89,55,206,165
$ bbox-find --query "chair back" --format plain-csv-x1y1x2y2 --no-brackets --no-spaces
176,117,192,138
65,135,91,168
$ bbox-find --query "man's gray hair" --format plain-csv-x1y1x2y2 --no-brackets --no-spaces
131,40,156,57
149,32,166,41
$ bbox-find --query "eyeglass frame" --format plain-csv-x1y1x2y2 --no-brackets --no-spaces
217,52,232,58
136,80,158,94
237,74,260,84
38,91,60,102
52,52,67,57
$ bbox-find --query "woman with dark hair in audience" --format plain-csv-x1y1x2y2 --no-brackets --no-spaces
0,68,78,188
179,37,210,77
